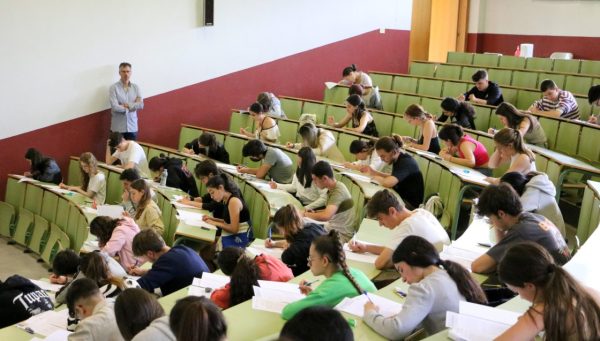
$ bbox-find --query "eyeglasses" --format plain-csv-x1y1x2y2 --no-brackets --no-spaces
307,255,322,264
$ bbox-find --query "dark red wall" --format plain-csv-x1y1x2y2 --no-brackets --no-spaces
467,33,600,60
0,29,410,198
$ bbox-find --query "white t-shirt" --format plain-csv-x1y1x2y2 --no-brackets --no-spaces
88,172,106,205
113,141,150,177
354,149,390,173
385,209,450,252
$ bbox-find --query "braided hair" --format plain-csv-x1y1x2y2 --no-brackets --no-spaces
312,230,363,295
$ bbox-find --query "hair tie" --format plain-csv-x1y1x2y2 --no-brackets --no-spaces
237,254,245,263
547,264,555,274
436,259,445,269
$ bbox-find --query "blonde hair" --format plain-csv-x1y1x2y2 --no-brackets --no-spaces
79,152,99,191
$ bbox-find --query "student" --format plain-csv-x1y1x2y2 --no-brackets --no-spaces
471,184,570,274
363,135,424,209
130,229,210,296
279,306,354,341
438,124,490,169
240,102,280,143
257,92,286,118
54,250,128,305
349,83,383,110
459,69,504,106
90,215,141,270
487,128,536,184
177,160,225,218
340,64,381,110
500,171,566,237
327,94,379,137
288,123,345,163
210,247,293,309
182,132,230,164
169,296,227,341
401,104,441,154
127,179,163,234
66,278,122,341
202,174,253,248
239,139,294,184
60,152,106,204
114,288,175,341
269,147,327,210
23,147,62,184
281,230,376,320
587,84,600,124
529,79,580,120
363,236,487,339
267,204,327,276
491,102,547,147
0,275,54,328
303,161,357,243
106,132,150,177
148,154,199,197
119,168,157,216
343,139,388,173
109,62,143,141
495,242,600,341
349,190,450,270
438,97,477,130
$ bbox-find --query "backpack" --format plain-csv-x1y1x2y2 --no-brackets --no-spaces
0,275,54,328
422,194,443,219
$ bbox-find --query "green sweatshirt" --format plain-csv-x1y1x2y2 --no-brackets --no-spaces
281,268,376,320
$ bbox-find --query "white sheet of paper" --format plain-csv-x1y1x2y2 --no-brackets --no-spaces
18,309,69,337
340,172,376,184
82,206,97,215
251,296,289,314
193,273,230,290
18,177,36,183
246,245,284,259
184,218,216,230
325,81,338,89
40,329,71,341
96,205,124,219
256,280,301,294
334,293,403,318
253,286,304,303
172,201,200,209
176,210,202,221
29,279,63,292
445,302,521,341
188,285,212,298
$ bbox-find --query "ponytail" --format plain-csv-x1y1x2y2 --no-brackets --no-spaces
313,230,363,295
346,95,367,121
206,173,242,198
494,128,535,162
405,104,433,120
499,242,600,341
375,135,404,153
148,154,169,172
393,236,487,304
342,64,357,77
217,247,260,307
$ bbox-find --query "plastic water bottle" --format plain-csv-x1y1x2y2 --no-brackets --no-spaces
160,169,168,186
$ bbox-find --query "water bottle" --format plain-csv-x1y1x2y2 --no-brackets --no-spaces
160,169,168,186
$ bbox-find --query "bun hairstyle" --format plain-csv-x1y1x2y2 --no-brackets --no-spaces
312,230,363,295
493,128,535,162
256,92,273,111
249,102,265,115
342,64,358,77
392,236,487,304
374,134,404,153
499,242,600,341
404,104,433,120
148,153,171,172
438,124,465,146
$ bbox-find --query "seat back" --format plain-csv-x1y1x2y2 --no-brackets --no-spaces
68,159,82,186
280,98,303,120
511,71,539,88
417,79,443,97
40,223,64,266
179,126,201,151
392,75,418,93
435,65,461,80
447,52,474,64
229,111,255,135
565,75,592,96
487,69,512,87
0,201,16,238
369,73,393,90
499,56,526,69
473,54,500,67
278,120,299,144
303,102,327,124
441,81,468,98
409,62,436,77
525,57,554,71
29,214,49,254
581,60,600,76
552,59,580,74
13,209,34,247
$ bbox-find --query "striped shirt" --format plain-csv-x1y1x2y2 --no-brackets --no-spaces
533,89,579,120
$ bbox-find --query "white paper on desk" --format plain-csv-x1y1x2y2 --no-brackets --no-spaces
39,329,71,341
18,177,36,183
18,309,69,337
440,244,487,270
340,172,378,184
52,188,75,195
449,168,489,185
343,242,379,263
252,296,288,314
172,201,199,210
253,286,304,303
188,285,213,298
176,210,202,221
335,293,403,318
257,280,300,294
325,81,338,89
218,163,238,172
82,206,97,215
96,205,124,219
29,279,63,292
247,245,284,259
193,273,230,290
446,302,520,341
302,216,325,226
184,218,216,230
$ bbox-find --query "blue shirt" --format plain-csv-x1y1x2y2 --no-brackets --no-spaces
109,81,144,132
137,245,210,296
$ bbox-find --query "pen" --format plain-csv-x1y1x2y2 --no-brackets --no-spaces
395,287,407,297
24,327,35,334
363,290,374,303
304,279,320,287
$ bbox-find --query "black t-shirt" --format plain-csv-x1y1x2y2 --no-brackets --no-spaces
391,153,424,209
464,81,504,106
164,158,199,197
281,223,327,276
184,139,230,164
0,275,54,328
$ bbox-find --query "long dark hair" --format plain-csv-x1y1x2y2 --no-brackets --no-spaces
25,148,50,172
130,179,152,220
89,216,123,246
79,152,99,191
349,139,375,154
206,173,242,199
273,205,304,243
148,153,180,172
114,288,165,341
499,171,542,196
438,124,465,146
169,296,227,341
199,132,219,150
392,236,487,304
495,102,540,132
494,128,535,162
296,147,316,188
441,97,476,121
80,252,124,289
346,94,367,121
312,230,363,295
499,242,600,341
217,247,260,307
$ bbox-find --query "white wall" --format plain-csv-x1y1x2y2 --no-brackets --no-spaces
468,0,600,35
0,0,412,139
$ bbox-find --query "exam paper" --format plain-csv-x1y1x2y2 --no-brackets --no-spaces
445,302,520,341
246,245,284,259
335,293,403,318
251,296,289,314
97,205,124,219
29,279,63,292
325,81,338,89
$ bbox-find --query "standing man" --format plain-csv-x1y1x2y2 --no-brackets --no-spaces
109,62,143,140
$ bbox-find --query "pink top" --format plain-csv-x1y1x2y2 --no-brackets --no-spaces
100,217,141,270
458,134,489,167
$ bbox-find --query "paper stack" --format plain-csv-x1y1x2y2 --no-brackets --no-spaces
188,273,230,297
335,293,403,318
251,280,304,314
446,301,520,341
